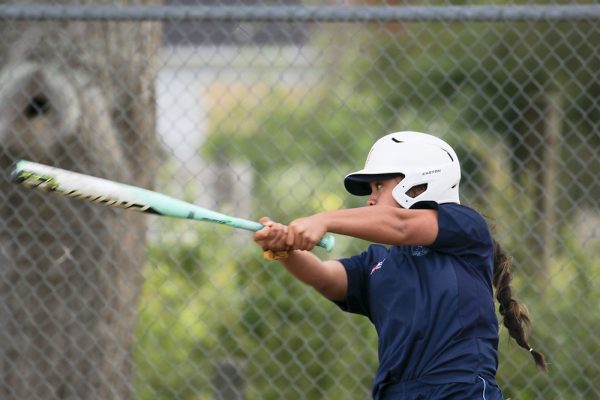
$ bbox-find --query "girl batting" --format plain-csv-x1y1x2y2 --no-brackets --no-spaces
254,131,546,399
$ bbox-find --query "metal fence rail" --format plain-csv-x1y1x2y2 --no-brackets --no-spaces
0,3,598,400
1,4,600,21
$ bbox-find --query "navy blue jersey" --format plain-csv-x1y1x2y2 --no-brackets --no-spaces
334,203,499,398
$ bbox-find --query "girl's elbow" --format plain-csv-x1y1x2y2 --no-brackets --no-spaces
315,284,346,302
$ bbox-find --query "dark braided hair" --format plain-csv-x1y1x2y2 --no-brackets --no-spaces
492,239,547,371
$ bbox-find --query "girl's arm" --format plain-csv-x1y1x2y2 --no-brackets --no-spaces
286,206,438,251
280,251,347,302
254,218,346,301
254,207,438,301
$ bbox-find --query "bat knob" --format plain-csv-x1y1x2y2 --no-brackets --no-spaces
263,250,289,260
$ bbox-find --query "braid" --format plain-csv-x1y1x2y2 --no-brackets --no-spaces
492,240,547,371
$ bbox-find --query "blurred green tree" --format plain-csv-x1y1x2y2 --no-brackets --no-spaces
201,86,380,399
362,19,600,277
136,9,600,400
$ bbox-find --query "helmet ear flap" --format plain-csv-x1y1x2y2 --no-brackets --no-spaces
392,180,414,208
392,175,432,208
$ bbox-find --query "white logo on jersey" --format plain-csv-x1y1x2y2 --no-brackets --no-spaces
370,259,385,275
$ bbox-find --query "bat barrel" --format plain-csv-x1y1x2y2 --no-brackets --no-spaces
12,160,335,253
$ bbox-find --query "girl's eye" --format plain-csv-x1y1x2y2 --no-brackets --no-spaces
376,183,384,191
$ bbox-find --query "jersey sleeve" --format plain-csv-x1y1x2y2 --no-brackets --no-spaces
331,247,380,318
431,204,493,261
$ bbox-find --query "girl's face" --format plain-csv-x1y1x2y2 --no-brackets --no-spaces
367,178,401,207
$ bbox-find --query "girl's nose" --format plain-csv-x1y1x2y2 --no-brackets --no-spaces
367,195,376,206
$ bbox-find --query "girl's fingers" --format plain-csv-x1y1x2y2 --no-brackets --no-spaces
259,216,273,226
285,225,295,249
259,222,289,252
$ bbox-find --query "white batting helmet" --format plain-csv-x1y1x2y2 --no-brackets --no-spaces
344,131,461,208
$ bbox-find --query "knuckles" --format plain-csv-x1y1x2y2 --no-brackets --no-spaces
256,217,320,252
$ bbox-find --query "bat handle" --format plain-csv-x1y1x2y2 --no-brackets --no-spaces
316,234,335,252
238,219,335,252
263,232,335,260
263,233,335,260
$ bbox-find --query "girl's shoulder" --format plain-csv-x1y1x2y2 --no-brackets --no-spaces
438,203,488,225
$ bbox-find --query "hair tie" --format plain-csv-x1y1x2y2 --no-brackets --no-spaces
528,347,534,353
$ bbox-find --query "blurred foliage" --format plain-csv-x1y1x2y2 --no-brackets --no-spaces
200,80,382,221
356,20,600,397
134,12,599,400
362,20,600,209
134,222,245,400
202,85,375,177
134,224,378,400
200,80,380,398
134,86,380,399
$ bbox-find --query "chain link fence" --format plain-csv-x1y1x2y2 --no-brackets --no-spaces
0,2,599,399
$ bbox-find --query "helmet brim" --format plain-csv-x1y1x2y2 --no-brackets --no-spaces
344,173,403,196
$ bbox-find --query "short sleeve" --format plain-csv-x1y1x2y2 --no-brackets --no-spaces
431,204,493,260
332,246,386,318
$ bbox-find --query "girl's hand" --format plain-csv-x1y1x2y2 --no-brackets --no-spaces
253,217,290,252
286,215,328,251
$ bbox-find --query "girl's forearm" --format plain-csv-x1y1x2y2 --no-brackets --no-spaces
316,206,437,245
279,251,346,301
